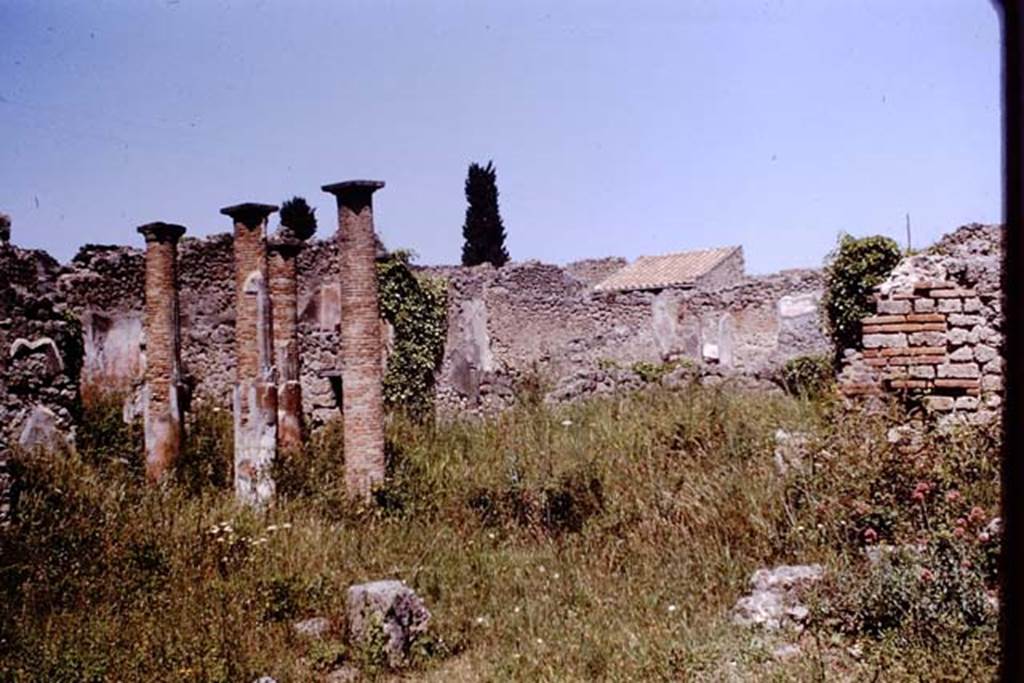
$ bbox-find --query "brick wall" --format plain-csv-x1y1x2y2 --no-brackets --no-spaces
839,224,1003,426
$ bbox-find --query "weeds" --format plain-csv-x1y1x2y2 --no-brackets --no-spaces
0,384,1000,680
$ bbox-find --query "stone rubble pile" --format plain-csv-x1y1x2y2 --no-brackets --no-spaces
732,564,824,631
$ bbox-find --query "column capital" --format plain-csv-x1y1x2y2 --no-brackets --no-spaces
220,202,279,228
321,180,385,209
137,222,186,244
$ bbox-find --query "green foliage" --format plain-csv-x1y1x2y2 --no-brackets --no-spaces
779,354,835,398
461,160,509,267
175,406,233,494
0,385,1000,680
75,391,141,475
277,196,317,241
823,233,902,356
631,359,692,384
377,253,448,417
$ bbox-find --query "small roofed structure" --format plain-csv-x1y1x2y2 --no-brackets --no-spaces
594,246,744,293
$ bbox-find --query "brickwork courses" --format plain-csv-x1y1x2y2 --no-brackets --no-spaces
323,180,387,501
839,224,1003,428
222,203,279,505
137,222,186,482
268,237,304,451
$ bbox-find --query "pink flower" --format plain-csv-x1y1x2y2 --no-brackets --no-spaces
863,527,878,544
969,506,987,525
911,491,925,504
920,568,934,583
978,532,991,543
954,527,966,539
955,517,967,528
946,490,961,503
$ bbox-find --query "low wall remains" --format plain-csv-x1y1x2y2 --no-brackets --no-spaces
838,224,1003,427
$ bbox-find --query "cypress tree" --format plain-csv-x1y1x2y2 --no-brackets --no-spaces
461,161,509,267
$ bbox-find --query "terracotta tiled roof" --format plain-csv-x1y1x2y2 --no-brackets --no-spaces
594,246,740,292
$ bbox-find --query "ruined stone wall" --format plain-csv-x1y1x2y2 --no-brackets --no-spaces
0,241,81,449
838,224,1003,427
0,234,83,523
429,261,827,412
57,234,831,421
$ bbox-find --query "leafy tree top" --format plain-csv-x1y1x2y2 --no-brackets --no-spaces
461,161,509,268
278,196,317,241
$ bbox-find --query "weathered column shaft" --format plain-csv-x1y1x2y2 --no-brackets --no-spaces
137,222,186,482
268,239,303,451
221,202,279,505
322,180,386,500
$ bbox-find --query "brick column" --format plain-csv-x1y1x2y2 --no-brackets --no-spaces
322,180,386,500
267,237,303,451
221,202,279,505
136,222,186,483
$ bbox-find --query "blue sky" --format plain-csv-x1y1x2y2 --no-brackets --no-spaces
0,0,1001,273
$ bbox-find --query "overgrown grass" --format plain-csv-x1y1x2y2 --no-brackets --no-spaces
0,384,1000,681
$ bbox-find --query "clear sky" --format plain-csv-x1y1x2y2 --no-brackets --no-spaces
0,0,1002,274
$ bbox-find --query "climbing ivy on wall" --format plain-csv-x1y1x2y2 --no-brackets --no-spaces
822,233,903,360
377,251,448,417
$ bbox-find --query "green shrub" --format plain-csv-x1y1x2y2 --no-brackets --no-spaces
377,252,448,418
175,406,233,494
75,391,141,476
823,233,902,357
779,354,834,398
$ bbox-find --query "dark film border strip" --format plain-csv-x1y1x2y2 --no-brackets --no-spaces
998,2,1023,681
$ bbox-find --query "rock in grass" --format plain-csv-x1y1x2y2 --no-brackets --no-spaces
325,665,361,682
293,616,331,639
346,580,430,667
732,564,824,630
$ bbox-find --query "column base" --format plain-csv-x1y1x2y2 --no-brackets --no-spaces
233,379,278,506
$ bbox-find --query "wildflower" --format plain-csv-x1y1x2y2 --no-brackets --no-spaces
553,572,560,580
954,527,966,539
978,532,991,543
536,638,544,645
514,606,521,614
475,616,486,625
919,568,934,583
488,532,496,540
946,490,962,504
667,604,678,613
281,523,292,530
863,527,878,544
538,566,546,574
561,419,573,427
969,506,987,525
266,524,279,533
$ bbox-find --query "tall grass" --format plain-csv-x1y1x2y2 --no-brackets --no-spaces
0,385,1000,681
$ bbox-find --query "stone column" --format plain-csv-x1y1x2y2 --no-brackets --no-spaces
136,221,186,483
321,180,386,500
221,202,279,505
267,237,304,452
